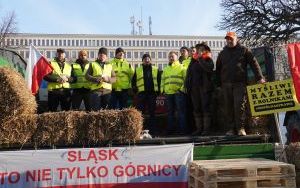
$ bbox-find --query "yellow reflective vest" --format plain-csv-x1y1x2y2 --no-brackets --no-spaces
110,58,133,91
89,61,113,91
182,57,191,78
136,65,158,93
161,61,185,94
47,60,72,91
71,63,90,89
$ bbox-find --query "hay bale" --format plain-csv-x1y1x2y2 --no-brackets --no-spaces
87,108,143,144
33,108,142,147
34,111,80,146
0,114,37,146
0,67,36,124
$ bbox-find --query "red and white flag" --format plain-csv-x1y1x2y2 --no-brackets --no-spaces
25,44,53,95
287,43,300,102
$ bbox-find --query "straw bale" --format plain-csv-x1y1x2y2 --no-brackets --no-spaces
87,108,143,144
34,111,79,146
0,68,36,124
0,114,37,146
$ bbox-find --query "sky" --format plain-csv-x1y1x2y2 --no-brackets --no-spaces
0,0,225,36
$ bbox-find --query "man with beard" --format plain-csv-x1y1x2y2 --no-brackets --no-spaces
85,47,116,110
71,50,91,110
216,32,265,136
44,48,74,112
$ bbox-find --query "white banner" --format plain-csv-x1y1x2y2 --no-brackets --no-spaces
0,144,193,188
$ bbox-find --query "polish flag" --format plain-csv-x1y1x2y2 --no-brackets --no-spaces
25,44,53,95
287,43,300,102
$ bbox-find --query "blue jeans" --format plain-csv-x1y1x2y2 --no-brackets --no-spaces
110,90,129,109
166,92,186,134
90,91,111,111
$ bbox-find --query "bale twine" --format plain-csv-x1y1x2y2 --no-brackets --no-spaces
0,67,36,124
0,114,37,146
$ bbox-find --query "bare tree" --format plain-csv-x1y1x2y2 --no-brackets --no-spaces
217,0,300,46
0,11,17,47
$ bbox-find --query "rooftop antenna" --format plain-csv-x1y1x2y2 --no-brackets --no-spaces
149,16,152,35
130,15,136,35
136,7,143,35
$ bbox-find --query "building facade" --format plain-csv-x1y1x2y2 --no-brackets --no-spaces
5,33,226,69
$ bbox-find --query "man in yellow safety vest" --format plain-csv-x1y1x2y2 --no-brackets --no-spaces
85,47,116,110
44,48,74,111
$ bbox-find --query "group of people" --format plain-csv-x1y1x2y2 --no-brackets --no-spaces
43,32,265,137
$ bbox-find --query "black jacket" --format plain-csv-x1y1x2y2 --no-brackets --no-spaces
185,56,214,94
215,43,263,87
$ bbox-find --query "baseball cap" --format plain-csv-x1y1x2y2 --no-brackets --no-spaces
225,32,237,39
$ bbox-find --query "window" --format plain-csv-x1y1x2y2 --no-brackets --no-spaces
160,41,163,47
80,40,83,46
90,51,95,59
139,51,144,58
71,51,77,59
151,52,155,59
163,52,167,59
152,40,155,46
67,40,70,46
46,51,51,59
129,40,132,46
92,40,95,46
109,51,114,58
158,52,162,59
134,51,139,59
120,40,123,46
137,40,140,47
164,40,167,47
51,51,56,58
113,40,116,47
141,40,144,46
171,41,175,47
65,51,69,59
124,40,127,46
25,51,29,59
179,41,182,47
156,41,159,46
101,40,104,46
117,40,120,46
24,39,28,46
97,40,100,46
105,40,108,46
183,41,186,46
168,41,170,47
33,39,36,46
127,51,132,59
84,40,87,46
144,40,147,46
133,40,136,46
109,40,112,46
213,41,215,47
175,41,178,47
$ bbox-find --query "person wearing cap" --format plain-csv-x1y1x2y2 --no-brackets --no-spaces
216,32,266,136
110,47,134,109
185,42,214,136
85,47,116,110
44,48,75,111
132,54,160,135
70,50,91,111
161,51,186,135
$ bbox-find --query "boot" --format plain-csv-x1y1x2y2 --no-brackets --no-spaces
192,117,203,136
201,115,211,136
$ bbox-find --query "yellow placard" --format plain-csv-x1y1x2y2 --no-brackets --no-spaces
247,79,300,116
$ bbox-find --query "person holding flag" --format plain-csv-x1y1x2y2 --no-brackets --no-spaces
44,48,75,111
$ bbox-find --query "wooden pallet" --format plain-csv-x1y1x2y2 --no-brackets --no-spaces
189,158,296,182
188,177,296,188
